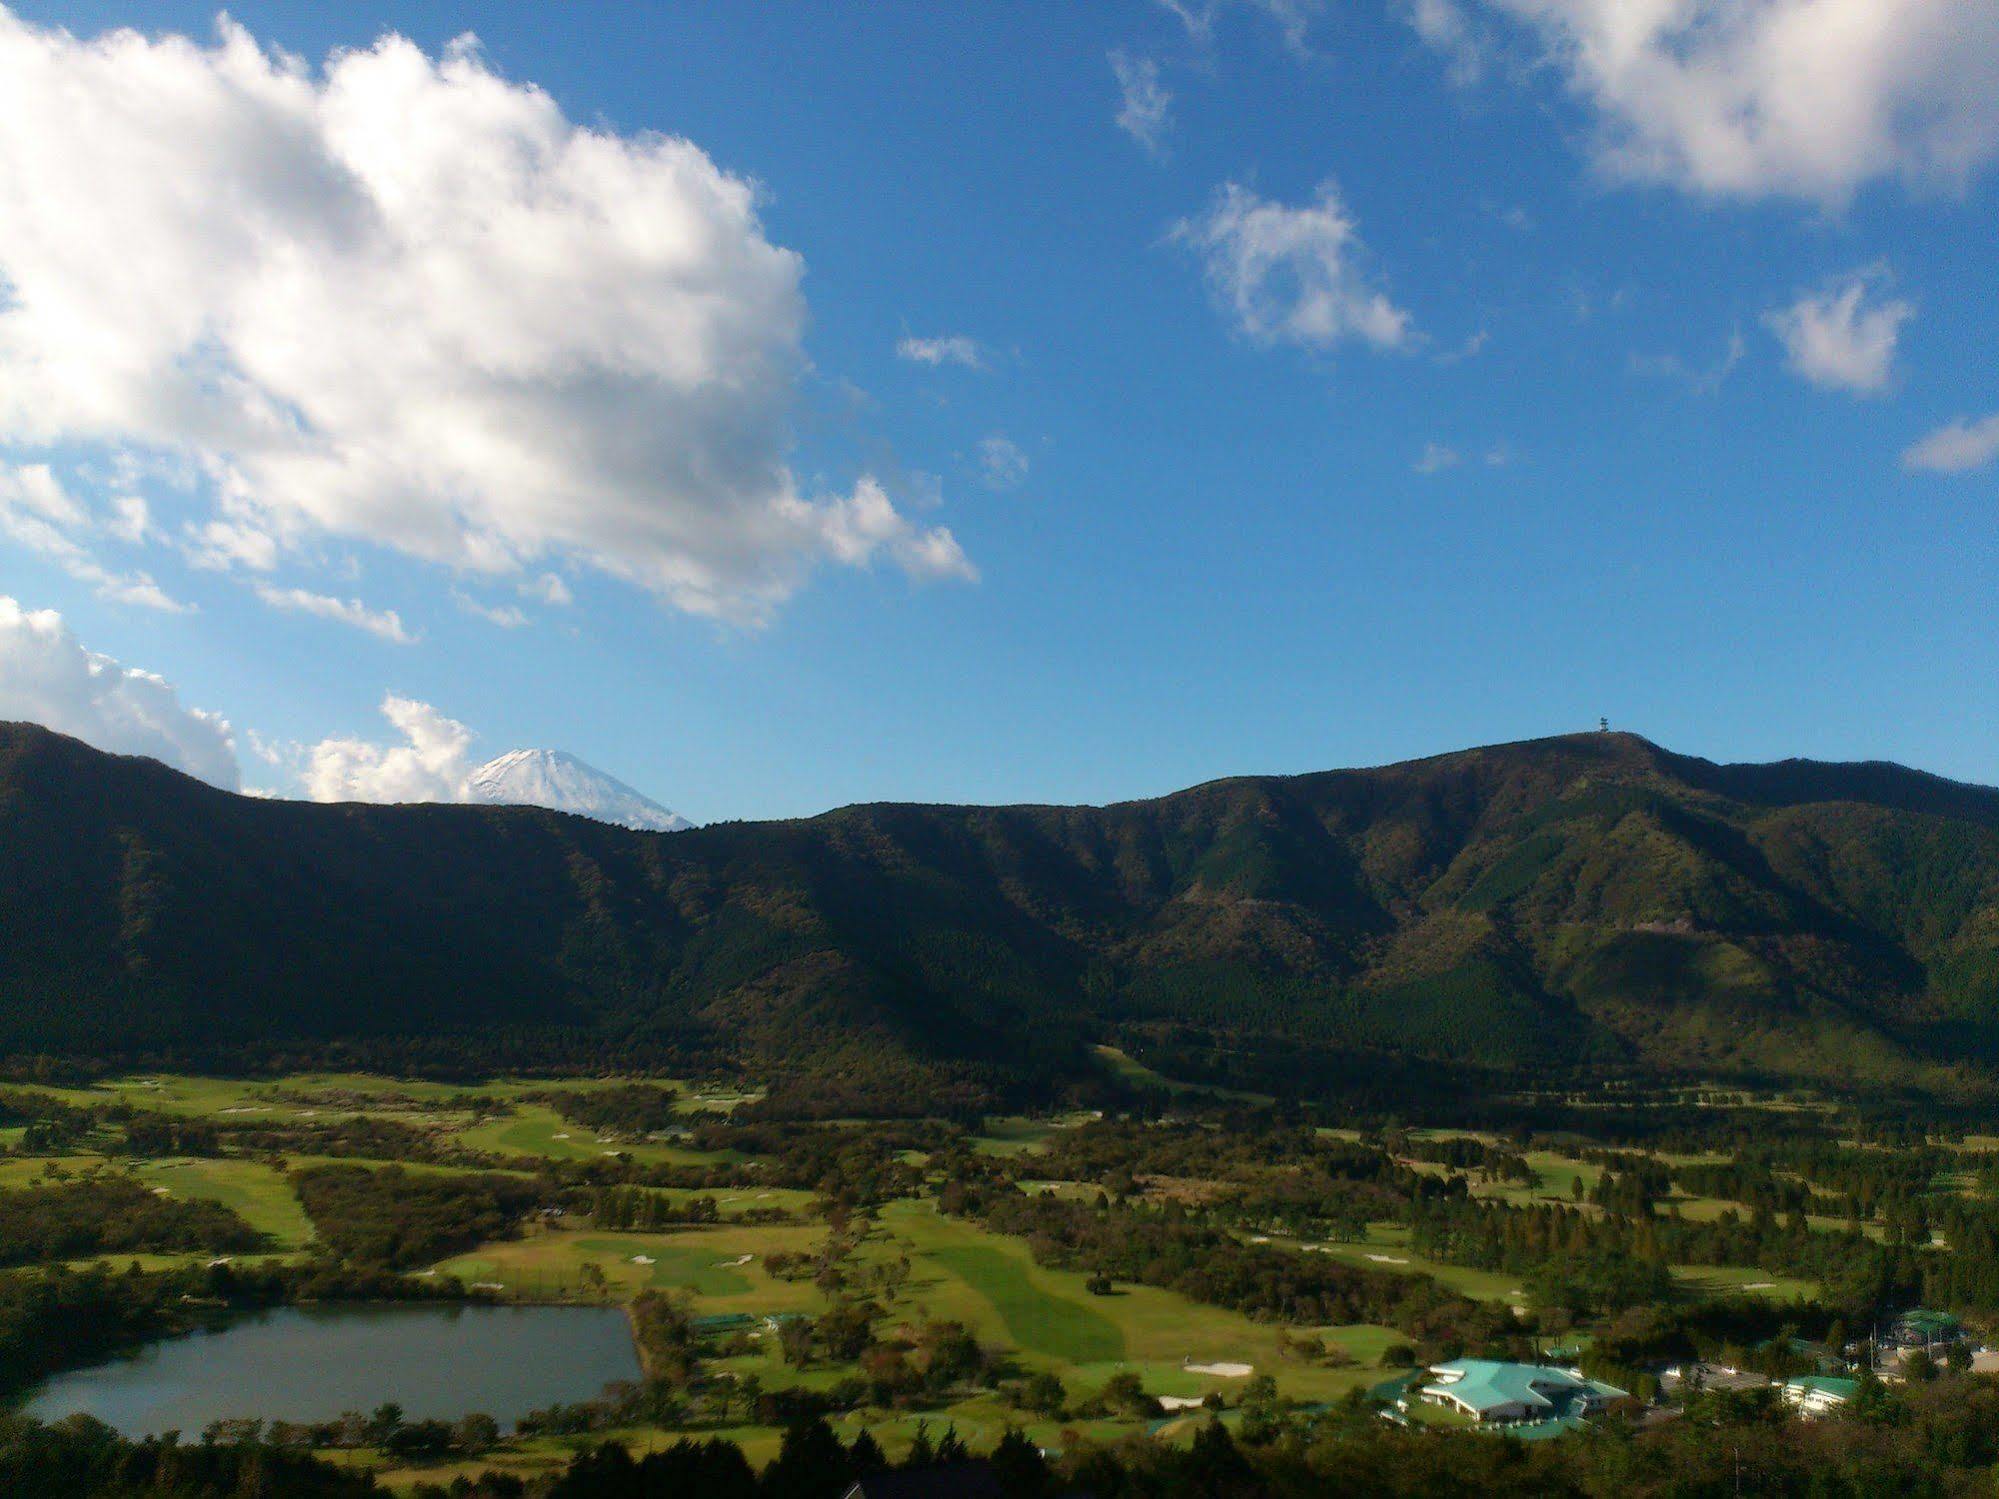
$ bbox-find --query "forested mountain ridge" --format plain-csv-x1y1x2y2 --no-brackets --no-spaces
4,721,1999,1100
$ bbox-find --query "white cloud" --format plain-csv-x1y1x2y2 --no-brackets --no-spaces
252,583,415,644
1764,270,1912,395
1449,0,1999,202
1158,0,1323,57
303,694,472,804
452,590,528,629
1629,329,1746,395
1414,441,1461,474
522,572,572,606
977,436,1030,491
0,462,190,612
1173,182,1413,352
897,335,985,370
105,493,155,545
1402,0,1490,84
186,520,280,573
1437,329,1490,364
787,476,976,582
0,11,969,625
1902,414,1999,474
1110,52,1172,156
0,595,236,786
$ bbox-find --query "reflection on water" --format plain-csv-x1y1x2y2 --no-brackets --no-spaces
25,1303,640,1435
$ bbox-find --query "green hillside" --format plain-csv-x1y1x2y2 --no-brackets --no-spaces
4,722,1999,1101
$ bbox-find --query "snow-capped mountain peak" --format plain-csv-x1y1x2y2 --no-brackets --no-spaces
464,748,691,831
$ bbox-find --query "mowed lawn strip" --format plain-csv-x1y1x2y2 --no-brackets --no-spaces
924,1244,1124,1364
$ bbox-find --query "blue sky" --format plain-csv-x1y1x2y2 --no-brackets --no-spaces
0,1,1993,820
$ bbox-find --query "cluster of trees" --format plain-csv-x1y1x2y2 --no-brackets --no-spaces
201,1404,504,1462
545,1085,682,1138
0,1175,261,1266
0,1414,380,1498
289,1165,550,1269
589,1187,736,1232
29,1367,1999,1498
632,1277,1002,1421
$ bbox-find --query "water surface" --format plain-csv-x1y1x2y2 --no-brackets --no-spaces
25,1303,639,1435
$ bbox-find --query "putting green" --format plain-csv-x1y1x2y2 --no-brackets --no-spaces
572,1239,753,1295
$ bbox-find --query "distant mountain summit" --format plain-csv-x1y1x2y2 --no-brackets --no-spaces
464,748,691,831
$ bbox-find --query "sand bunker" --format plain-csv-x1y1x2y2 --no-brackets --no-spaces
631,1255,656,1265
1183,1362,1253,1378
1742,1281,1775,1290
1365,1253,1410,1265
717,1254,753,1267
1158,1396,1208,1411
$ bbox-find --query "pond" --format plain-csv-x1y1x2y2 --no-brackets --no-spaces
24,1303,641,1436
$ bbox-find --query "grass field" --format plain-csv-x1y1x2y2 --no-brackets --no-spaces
1468,1151,1604,1208
133,1157,318,1250
1090,1047,1273,1105
452,1104,736,1168
970,1116,1068,1157
432,1223,827,1311
926,1244,1124,1363
1669,1265,1819,1301
1262,1223,1530,1306
870,1202,1399,1408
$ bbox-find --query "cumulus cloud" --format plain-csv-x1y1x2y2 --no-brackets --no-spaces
303,694,472,804
1110,52,1172,156
0,463,189,611
0,10,969,625
1439,1,1999,202
252,584,415,644
1173,182,1413,352
0,595,236,786
896,335,985,370
977,436,1030,491
1764,270,1913,395
1902,414,1999,474
787,476,976,581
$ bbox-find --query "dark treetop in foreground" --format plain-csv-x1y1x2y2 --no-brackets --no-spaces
3,722,1997,1102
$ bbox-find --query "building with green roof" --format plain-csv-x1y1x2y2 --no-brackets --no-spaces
1418,1360,1626,1424
1782,1375,1860,1416
1891,1309,1962,1347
